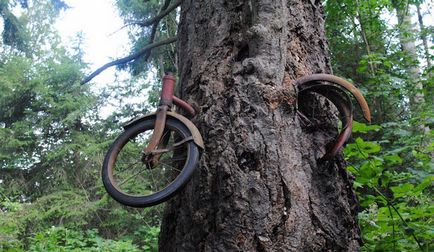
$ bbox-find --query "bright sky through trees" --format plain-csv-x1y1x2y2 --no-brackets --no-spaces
54,1,432,75
55,0,133,118
55,0,129,84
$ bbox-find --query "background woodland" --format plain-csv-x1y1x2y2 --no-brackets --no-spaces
0,0,432,251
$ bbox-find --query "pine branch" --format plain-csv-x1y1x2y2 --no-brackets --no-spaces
142,0,175,62
81,37,177,84
141,0,182,27
82,0,182,84
111,0,182,35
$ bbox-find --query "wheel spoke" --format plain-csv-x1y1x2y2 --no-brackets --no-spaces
158,161,183,173
118,165,148,186
148,165,160,192
161,130,171,142
115,159,141,167
103,118,199,206
114,159,142,175
170,156,187,162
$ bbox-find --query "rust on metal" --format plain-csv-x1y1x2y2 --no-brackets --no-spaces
294,74,371,122
302,85,353,159
143,105,169,155
121,72,203,150
167,111,204,149
173,95,196,117
160,73,176,106
122,112,204,150
150,136,195,154
295,74,372,159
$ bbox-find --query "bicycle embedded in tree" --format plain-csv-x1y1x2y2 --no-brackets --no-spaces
98,72,370,208
79,0,371,208
101,73,204,208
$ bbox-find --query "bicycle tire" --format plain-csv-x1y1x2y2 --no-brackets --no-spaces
102,117,200,207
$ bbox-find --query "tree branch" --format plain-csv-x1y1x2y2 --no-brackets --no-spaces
141,0,182,27
111,0,181,34
141,0,173,62
81,0,182,84
81,37,177,84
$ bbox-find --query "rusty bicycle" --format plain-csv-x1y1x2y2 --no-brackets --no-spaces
101,72,370,208
294,74,371,160
102,73,204,208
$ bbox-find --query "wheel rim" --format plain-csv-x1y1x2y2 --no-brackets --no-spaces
106,122,191,198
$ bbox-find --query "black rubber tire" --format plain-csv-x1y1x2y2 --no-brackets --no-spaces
102,117,200,207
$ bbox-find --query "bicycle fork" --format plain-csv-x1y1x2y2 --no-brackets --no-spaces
142,73,197,162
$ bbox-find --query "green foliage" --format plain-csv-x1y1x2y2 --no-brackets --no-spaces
0,2,27,51
141,226,160,252
0,189,162,251
1,1,162,251
326,0,433,249
344,122,433,251
28,227,141,252
352,121,382,133
0,0,431,251
115,0,178,77
0,0,69,53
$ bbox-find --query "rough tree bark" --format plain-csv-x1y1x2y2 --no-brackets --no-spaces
159,0,361,251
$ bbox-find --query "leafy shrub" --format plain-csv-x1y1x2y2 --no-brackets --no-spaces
345,122,433,251
29,226,141,251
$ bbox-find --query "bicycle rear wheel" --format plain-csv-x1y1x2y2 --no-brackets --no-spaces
102,117,200,207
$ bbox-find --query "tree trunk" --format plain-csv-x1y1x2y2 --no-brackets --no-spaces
392,1,425,107
416,3,431,71
392,1,430,137
159,0,361,251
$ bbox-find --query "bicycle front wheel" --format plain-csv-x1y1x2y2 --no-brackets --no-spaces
102,117,200,207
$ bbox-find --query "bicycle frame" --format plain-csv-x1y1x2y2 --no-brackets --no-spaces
142,73,196,155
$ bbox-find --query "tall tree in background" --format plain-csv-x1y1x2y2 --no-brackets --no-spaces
0,0,90,195
0,1,104,244
325,0,397,123
392,0,426,114
325,0,433,250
